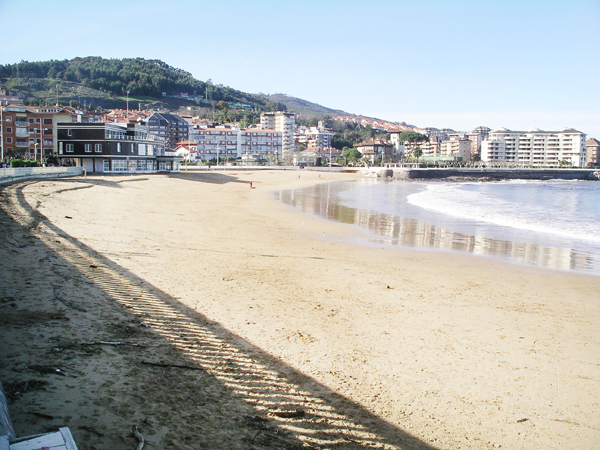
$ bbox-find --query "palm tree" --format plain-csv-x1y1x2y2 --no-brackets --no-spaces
413,147,423,165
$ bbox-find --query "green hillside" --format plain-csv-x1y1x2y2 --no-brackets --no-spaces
265,93,349,119
0,57,348,122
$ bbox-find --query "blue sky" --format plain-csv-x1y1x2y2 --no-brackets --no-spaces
1,0,599,137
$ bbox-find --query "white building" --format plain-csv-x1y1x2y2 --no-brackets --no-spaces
191,125,282,162
481,128,587,167
260,111,295,159
294,122,334,149
388,131,406,161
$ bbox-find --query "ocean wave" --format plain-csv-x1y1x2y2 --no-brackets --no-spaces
406,182,600,244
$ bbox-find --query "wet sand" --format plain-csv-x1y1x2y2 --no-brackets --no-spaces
1,170,599,450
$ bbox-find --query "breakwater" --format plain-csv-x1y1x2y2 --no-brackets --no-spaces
378,167,600,181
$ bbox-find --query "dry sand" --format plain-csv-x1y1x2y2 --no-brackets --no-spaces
0,170,599,450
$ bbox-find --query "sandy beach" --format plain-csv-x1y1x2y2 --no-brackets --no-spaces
1,170,599,450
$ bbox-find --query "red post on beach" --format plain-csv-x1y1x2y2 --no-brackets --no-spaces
250,181,253,188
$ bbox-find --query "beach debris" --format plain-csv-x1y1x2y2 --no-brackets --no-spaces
27,411,54,420
65,216,72,219
133,425,145,450
89,264,98,268
516,418,529,423
82,341,142,347
249,181,253,188
141,360,205,371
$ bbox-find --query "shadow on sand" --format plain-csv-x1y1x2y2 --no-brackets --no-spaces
0,179,438,450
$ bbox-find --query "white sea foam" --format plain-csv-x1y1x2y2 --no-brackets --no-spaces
406,181,600,244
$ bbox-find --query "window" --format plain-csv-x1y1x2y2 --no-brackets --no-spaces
117,143,121,153
112,160,127,172
85,144,92,153
94,144,102,153
66,144,74,152
44,128,52,135
67,129,72,136
5,127,11,133
6,137,12,144
138,144,146,156
43,118,52,125
29,118,34,124
5,117,11,122
128,160,136,172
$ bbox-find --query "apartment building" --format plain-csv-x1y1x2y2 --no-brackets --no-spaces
260,111,295,159
0,104,76,162
440,138,472,160
56,122,179,173
414,127,452,141
586,138,599,167
147,112,189,150
417,136,441,157
295,122,334,149
192,125,282,162
481,128,587,167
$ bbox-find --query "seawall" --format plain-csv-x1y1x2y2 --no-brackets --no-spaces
0,166,83,184
378,168,600,181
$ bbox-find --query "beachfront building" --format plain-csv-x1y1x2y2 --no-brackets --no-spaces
388,130,406,161
415,136,441,157
586,137,599,167
56,122,181,173
192,125,282,164
481,128,587,167
355,139,394,164
174,140,199,163
147,112,189,150
294,147,342,166
440,138,472,160
260,111,295,160
0,104,77,162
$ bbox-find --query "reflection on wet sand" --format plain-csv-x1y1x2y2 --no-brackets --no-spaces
276,181,598,273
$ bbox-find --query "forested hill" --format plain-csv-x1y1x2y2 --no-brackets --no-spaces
0,57,287,111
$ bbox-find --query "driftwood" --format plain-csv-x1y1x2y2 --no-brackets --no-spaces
133,425,144,450
141,361,205,371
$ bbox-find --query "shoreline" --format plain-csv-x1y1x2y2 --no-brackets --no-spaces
275,177,600,277
1,171,599,449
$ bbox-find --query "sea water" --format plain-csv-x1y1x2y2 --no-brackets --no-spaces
274,179,600,275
